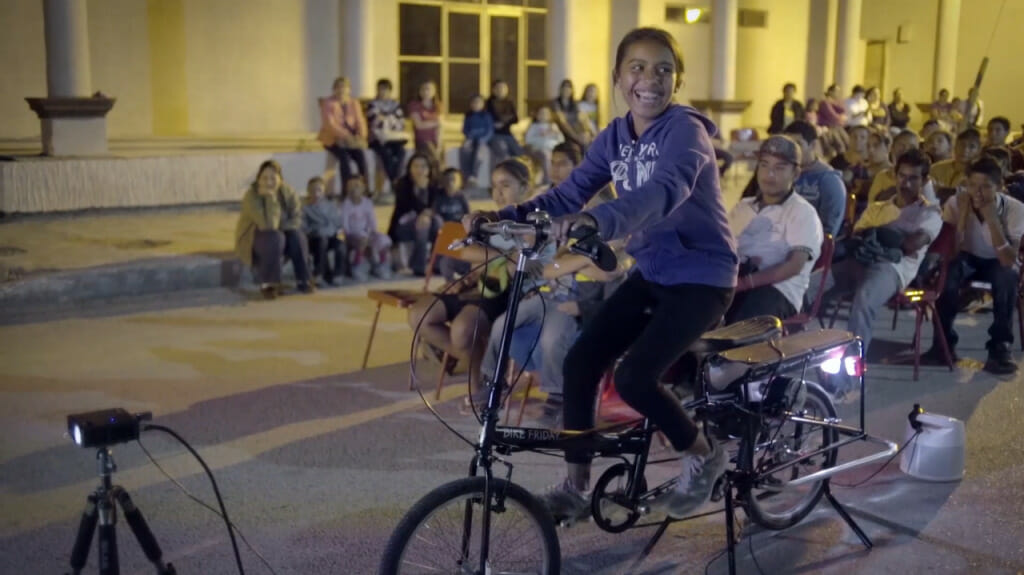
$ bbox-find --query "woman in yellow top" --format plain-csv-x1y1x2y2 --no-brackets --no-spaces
234,160,313,299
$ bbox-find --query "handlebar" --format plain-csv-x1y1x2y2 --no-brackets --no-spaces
450,211,618,272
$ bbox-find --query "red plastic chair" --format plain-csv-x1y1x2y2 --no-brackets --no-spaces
783,234,834,334
890,223,958,380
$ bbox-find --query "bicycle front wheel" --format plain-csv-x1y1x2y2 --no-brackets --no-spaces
379,476,561,575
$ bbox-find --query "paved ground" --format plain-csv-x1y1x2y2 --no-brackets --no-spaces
1,279,1023,574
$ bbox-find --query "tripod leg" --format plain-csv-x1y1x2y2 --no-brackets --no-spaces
68,495,99,575
114,488,177,574
724,476,737,575
97,492,119,575
824,483,873,549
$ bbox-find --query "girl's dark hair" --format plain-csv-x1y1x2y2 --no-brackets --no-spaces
613,27,684,90
404,151,437,183
552,141,582,166
377,78,393,90
256,160,282,181
826,84,839,94
582,83,599,102
493,157,533,187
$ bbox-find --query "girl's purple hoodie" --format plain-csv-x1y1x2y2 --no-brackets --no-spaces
497,104,738,288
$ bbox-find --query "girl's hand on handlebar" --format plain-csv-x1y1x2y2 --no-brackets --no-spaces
462,211,498,234
553,213,598,243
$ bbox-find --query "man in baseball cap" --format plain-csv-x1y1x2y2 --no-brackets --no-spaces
724,135,824,324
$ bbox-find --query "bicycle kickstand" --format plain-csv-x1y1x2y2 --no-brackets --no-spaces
623,517,672,575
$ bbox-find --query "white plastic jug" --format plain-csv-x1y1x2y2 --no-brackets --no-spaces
899,412,965,482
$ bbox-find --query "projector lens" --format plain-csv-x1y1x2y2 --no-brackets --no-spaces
72,424,83,446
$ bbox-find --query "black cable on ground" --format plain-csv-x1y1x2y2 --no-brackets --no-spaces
142,424,245,575
137,439,278,575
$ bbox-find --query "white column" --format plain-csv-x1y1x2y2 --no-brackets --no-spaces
710,0,738,101
933,0,960,96
43,0,92,97
804,0,837,99
546,0,571,97
834,0,861,94
342,0,375,98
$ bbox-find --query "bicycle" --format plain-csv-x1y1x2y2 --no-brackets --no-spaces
379,212,898,575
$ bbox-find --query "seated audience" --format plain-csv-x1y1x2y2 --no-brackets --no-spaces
408,81,444,171
932,128,984,201
866,86,888,128
782,120,846,237
366,78,409,195
831,125,871,192
808,149,942,394
867,130,939,203
578,83,601,136
844,85,870,127
525,105,566,182
234,160,313,298
986,116,1024,172
408,158,540,408
303,176,346,286
768,83,805,135
931,89,953,126
432,168,472,280
927,157,1024,374
340,175,392,281
925,128,954,164
866,131,892,183
318,77,369,195
727,136,823,324
552,79,593,149
888,88,911,131
921,119,942,140
818,84,848,130
487,80,524,162
387,152,442,275
460,94,494,187
984,147,1024,203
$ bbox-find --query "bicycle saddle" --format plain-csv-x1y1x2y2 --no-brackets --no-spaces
690,316,783,354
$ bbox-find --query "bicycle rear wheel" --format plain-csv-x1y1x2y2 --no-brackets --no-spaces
379,476,561,575
740,380,838,530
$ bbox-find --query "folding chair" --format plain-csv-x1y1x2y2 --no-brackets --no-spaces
890,223,958,380
363,222,467,400
783,234,835,334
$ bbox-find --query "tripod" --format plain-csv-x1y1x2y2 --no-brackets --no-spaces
67,447,176,575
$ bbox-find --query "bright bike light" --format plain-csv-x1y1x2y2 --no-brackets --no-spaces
821,356,842,374
844,356,864,376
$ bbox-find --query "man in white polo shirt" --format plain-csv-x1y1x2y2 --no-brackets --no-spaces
809,149,942,395
927,157,1024,374
726,135,823,323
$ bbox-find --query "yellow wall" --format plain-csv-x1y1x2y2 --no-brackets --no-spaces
664,20,712,107
182,0,312,134
565,0,612,125
860,0,938,117
736,0,812,129
147,0,189,135
89,0,154,137
953,0,1024,124
0,0,46,139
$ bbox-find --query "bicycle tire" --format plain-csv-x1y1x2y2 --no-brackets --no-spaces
740,381,838,530
379,476,561,575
